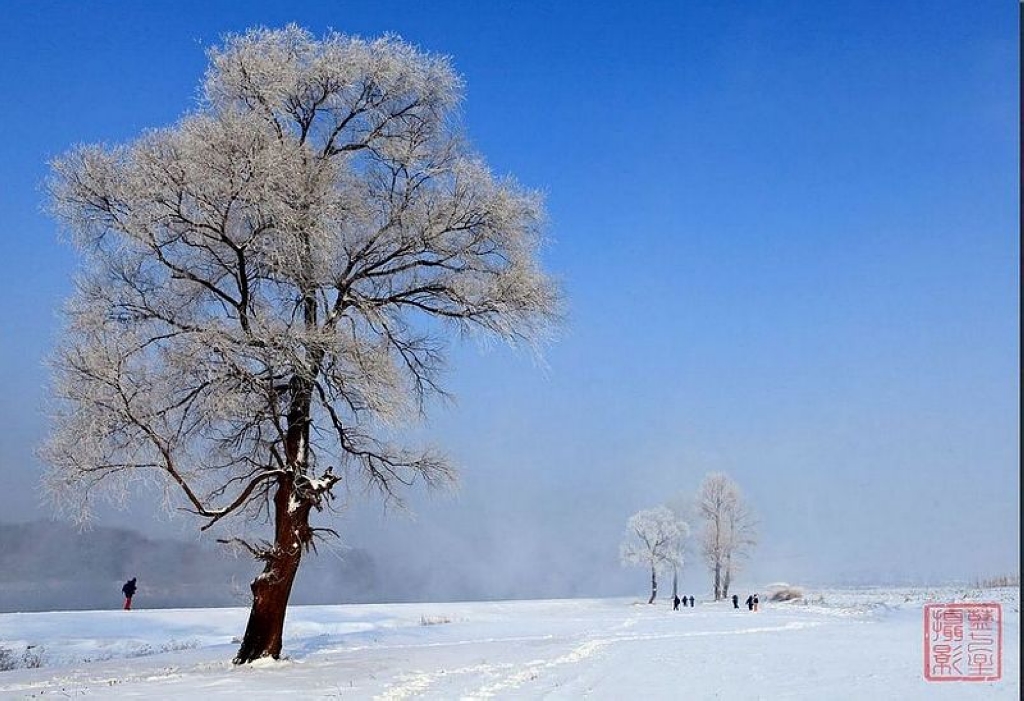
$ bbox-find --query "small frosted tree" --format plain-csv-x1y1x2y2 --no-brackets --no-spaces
620,507,689,604
696,473,757,600
43,26,558,663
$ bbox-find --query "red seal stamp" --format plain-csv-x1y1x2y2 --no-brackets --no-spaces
924,603,1001,681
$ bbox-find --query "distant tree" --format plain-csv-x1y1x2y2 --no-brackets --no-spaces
665,492,695,599
43,26,558,664
620,507,689,604
696,473,757,600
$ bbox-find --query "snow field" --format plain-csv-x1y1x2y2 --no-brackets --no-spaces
0,587,1017,699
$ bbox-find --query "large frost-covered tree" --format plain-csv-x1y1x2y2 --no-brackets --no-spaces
43,26,558,663
696,473,757,600
620,507,689,604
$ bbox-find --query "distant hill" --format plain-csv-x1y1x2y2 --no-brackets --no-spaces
0,521,379,613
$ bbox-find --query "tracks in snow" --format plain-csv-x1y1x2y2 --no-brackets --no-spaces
376,619,821,699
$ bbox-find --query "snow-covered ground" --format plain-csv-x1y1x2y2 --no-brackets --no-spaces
0,586,1017,699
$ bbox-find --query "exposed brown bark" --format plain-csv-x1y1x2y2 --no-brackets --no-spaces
234,379,316,664
648,565,657,604
234,474,314,663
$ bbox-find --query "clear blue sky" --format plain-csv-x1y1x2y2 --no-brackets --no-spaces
0,1,1018,595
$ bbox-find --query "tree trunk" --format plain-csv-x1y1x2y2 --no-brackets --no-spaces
648,565,657,604
234,475,314,663
722,555,732,598
236,249,322,664
713,562,721,601
672,567,678,599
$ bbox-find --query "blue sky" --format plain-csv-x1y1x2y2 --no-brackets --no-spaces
0,1,1018,595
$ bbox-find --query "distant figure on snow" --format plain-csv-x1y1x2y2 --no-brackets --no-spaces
732,594,739,609
689,596,694,607
753,594,759,612
745,595,753,611
673,594,681,611
122,577,137,610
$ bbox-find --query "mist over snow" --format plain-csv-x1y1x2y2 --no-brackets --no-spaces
0,522,378,613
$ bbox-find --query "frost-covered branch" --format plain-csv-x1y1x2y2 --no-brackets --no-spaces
43,25,557,539
696,473,758,599
620,506,689,604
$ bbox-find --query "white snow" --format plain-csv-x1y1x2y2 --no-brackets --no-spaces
0,586,1017,699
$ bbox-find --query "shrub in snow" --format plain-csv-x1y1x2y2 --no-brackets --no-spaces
976,574,1020,588
21,645,44,668
770,587,803,602
420,615,452,626
0,644,45,671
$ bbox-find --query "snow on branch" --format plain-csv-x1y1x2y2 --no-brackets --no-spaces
42,25,559,534
620,506,689,572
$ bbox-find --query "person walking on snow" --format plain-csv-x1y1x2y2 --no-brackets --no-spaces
753,594,760,612
732,594,739,609
122,577,137,610
673,594,681,611
745,594,753,611
689,596,694,607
